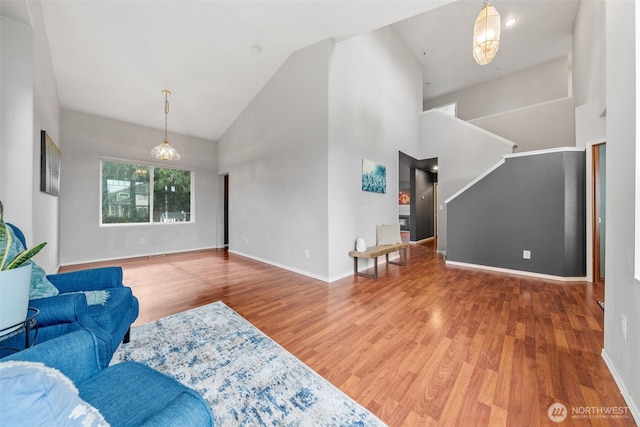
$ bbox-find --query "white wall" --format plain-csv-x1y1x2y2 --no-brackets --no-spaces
0,16,34,233
469,97,576,152
572,0,606,144
573,0,606,109
218,27,423,282
31,0,61,273
217,40,332,280
417,111,516,254
59,110,218,265
602,0,640,422
327,26,422,280
423,56,570,120
1,1,61,273
573,0,607,285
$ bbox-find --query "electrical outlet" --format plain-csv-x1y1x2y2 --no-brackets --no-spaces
621,314,628,341
523,250,531,259
245,238,249,245
304,249,309,259
139,238,145,245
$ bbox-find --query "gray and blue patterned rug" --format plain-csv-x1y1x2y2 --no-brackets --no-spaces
111,301,386,427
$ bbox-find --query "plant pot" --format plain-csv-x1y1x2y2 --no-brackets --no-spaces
0,263,32,334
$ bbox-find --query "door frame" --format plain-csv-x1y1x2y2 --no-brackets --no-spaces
434,182,438,238
592,142,606,284
224,174,229,247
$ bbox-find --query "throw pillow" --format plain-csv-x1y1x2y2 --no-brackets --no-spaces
0,361,109,426
6,226,59,299
376,224,401,245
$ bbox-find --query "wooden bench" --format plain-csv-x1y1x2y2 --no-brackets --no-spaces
348,242,409,279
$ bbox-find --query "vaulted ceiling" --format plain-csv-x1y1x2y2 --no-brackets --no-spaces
6,0,580,142
393,0,579,101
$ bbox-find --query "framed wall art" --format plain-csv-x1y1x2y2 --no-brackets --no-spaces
362,159,386,194
40,130,61,196
398,190,410,205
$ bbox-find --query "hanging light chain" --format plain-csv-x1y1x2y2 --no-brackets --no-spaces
151,89,180,160
163,89,171,143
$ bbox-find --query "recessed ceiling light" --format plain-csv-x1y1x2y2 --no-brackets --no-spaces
505,18,517,27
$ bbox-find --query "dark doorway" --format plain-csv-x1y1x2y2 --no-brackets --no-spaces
224,174,229,247
399,152,438,242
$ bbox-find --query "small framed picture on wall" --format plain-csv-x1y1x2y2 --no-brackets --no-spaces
40,130,61,196
361,158,386,194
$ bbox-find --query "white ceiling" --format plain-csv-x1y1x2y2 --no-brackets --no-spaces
28,0,578,143
393,0,580,100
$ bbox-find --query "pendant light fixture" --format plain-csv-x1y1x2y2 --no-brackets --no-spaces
151,89,180,161
472,0,501,65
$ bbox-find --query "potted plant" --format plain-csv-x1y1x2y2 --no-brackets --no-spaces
0,200,46,333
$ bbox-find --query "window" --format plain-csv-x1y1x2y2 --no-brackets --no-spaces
153,167,192,223
101,160,192,224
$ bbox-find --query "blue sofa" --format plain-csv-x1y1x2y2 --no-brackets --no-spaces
2,224,139,368
1,330,214,426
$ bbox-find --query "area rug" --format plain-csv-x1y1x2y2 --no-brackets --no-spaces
111,301,386,427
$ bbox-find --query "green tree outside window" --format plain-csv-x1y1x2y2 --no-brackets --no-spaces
101,160,191,224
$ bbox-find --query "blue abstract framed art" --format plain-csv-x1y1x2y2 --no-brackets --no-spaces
361,159,386,194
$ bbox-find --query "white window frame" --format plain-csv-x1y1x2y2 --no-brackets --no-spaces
100,158,194,226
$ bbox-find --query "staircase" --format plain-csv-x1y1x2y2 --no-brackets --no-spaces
444,147,586,278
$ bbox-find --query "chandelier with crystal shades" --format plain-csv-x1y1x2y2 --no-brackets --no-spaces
472,0,501,65
151,90,181,161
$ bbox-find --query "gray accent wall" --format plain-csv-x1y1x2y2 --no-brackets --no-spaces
446,149,586,277
411,167,435,241
417,111,516,254
399,152,437,242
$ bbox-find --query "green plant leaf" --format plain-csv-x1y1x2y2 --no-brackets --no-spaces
4,242,47,270
0,222,12,270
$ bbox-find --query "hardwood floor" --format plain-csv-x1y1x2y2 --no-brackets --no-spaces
60,242,635,426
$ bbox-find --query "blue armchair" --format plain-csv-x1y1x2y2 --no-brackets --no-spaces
1,330,214,426
2,224,139,368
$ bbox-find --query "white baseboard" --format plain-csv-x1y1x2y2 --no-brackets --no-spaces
228,250,331,283
227,250,406,283
601,348,640,424
59,246,222,270
445,260,587,282
409,236,435,245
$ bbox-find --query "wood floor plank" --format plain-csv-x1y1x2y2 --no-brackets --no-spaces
59,243,636,426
